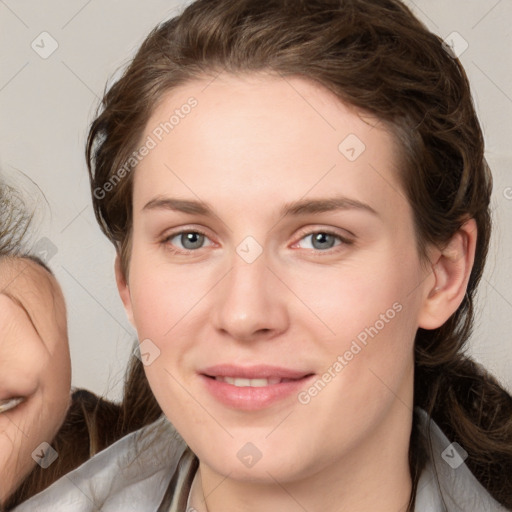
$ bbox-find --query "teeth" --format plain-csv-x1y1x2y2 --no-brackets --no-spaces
215,377,282,387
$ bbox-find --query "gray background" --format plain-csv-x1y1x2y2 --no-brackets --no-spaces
1,0,511,400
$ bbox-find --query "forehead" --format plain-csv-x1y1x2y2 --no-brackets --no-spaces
133,73,408,220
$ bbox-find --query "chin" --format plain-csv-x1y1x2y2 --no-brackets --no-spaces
196,440,309,481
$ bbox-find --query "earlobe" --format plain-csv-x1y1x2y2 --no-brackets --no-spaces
418,218,477,330
114,254,134,327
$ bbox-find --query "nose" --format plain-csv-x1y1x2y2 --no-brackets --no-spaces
211,246,290,343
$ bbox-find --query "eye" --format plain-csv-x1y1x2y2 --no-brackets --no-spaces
294,230,353,252
162,229,214,253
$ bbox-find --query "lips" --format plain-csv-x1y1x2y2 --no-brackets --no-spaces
199,364,315,410
201,364,312,381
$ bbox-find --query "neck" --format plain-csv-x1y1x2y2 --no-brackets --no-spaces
190,401,415,512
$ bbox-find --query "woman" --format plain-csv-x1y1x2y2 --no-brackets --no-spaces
0,182,72,506
10,0,512,510
0,183,158,510
0,179,148,510
0,182,160,511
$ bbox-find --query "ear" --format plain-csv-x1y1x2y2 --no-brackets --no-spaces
114,253,134,327
418,218,477,330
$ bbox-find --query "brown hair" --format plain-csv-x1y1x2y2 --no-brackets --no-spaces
7,0,512,508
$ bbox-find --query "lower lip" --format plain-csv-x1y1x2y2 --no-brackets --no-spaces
199,374,315,410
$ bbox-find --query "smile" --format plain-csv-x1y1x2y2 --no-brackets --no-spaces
199,365,315,410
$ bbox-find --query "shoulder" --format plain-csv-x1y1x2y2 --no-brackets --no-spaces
12,415,187,512
414,407,509,512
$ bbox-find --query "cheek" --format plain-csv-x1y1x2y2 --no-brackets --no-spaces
293,251,419,399
41,359,71,435
130,268,196,339
288,251,413,339
128,262,205,398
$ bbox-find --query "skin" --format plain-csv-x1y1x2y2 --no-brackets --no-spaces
0,256,71,504
116,73,476,512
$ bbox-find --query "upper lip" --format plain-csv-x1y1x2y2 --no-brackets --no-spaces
200,364,313,380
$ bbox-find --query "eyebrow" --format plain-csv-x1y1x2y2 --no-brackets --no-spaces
142,196,379,218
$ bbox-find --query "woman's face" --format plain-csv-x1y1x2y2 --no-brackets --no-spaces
0,257,70,502
118,73,436,482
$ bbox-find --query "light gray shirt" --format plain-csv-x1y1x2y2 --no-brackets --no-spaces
12,408,508,511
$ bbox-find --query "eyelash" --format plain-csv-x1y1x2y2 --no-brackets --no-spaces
160,227,354,256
